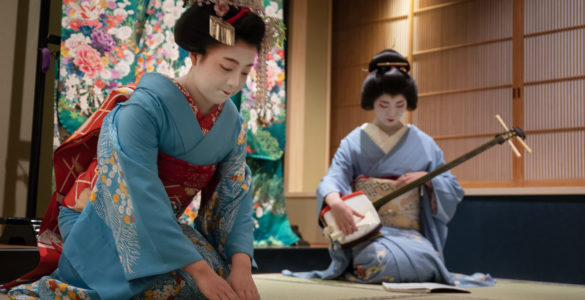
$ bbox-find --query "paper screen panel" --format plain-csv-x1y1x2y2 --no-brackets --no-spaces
414,0,467,10
333,0,409,29
524,29,584,83
436,136,514,182
330,106,375,150
412,88,512,137
413,0,512,52
525,131,585,181
413,42,512,94
524,80,584,131
524,0,584,35
331,65,366,107
522,1,584,184
371,20,410,60
330,0,585,187
331,0,410,160
333,19,409,68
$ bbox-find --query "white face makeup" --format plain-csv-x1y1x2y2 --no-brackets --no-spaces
372,93,407,132
188,40,257,110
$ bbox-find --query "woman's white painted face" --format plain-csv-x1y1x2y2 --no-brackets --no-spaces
373,93,407,128
191,40,257,105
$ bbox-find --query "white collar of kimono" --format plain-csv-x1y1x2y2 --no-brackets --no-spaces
361,122,410,154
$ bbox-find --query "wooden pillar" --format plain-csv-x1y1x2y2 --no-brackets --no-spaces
284,0,332,244
512,0,524,185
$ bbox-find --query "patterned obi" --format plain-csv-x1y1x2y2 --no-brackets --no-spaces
157,152,217,217
353,175,421,232
61,152,217,219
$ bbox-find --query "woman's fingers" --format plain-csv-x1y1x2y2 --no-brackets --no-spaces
396,174,409,188
343,214,357,235
241,287,260,300
352,209,365,219
218,285,238,300
332,202,366,235
203,277,239,300
343,225,353,235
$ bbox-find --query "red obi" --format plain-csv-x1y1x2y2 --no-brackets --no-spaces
157,152,217,217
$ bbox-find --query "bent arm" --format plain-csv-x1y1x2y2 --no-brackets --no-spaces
316,138,356,221
113,102,202,278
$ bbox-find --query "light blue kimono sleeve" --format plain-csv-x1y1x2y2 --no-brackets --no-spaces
316,136,356,220
428,146,464,226
113,100,202,279
193,119,254,264
422,142,464,252
223,167,254,262
221,122,254,262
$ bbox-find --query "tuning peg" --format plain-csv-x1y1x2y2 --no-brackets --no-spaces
494,115,522,157
513,129,533,154
494,115,533,154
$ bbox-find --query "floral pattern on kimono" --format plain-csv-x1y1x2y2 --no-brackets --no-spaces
8,73,255,299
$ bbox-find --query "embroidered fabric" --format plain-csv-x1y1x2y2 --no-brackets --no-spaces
167,76,224,136
1,80,223,289
353,176,421,232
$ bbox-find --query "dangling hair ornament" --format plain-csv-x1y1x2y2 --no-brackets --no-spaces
185,0,286,117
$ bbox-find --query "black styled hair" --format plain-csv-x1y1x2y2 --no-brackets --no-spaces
361,49,418,110
174,4,265,54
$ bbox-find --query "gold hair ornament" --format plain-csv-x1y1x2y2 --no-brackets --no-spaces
376,62,408,73
362,62,410,73
209,15,235,46
376,62,408,67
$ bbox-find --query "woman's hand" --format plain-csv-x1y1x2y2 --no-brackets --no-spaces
184,260,239,300
228,253,260,300
396,172,437,214
395,171,429,189
325,193,365,236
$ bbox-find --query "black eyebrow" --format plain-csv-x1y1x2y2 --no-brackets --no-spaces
223,57,254,67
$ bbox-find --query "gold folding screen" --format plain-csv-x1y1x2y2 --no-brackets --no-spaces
330,0,585,189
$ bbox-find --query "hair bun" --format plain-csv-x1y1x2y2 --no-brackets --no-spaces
174,4,265,53
361,49,417,111
368,49,410,73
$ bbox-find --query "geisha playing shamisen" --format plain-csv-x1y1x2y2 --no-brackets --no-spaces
6,1,282,299
284,49,495,287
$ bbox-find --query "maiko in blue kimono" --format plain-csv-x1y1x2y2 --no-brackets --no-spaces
9,73,254,300
8,1,282,299
53,73,254,299
284,49,495,288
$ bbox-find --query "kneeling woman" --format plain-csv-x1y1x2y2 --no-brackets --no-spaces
285,49,493,287
8,1,278,299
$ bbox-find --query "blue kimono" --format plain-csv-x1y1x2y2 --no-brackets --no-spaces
10,73,255,299
284,124,494,287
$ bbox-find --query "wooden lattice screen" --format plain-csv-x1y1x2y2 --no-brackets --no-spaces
331,0,585,189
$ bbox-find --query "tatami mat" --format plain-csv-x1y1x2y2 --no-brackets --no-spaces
252,273,585,300
2,273,584,299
